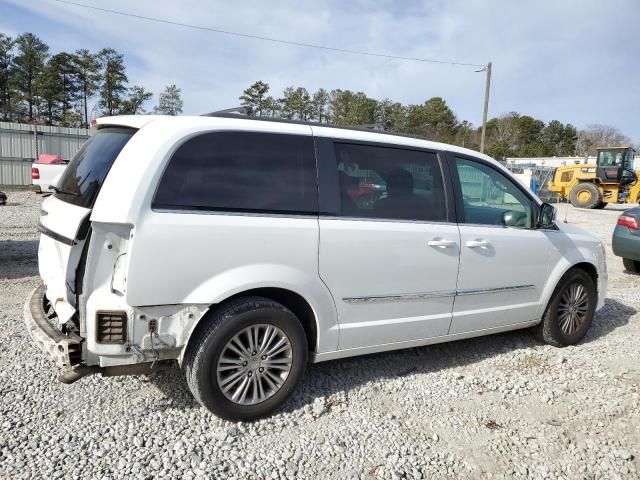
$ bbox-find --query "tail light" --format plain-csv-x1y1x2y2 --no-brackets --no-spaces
617,214,639,230
32,167,40,180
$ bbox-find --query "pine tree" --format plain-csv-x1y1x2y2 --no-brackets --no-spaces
406,97,457,141
280,87,312,120
239,80,269,116
311,88,330,123
121,85,153,114
74,49,100,126
52,52,80,123
13,33,49,121
0,33,15,121
36,58,63,125
97,48,128,116
155,84,183,115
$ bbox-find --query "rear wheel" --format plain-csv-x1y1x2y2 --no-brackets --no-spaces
569,183,602,209
623,258,640,273
183,296,307,421
594,201,608,209
533,269,596,347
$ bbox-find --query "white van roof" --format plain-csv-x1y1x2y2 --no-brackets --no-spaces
95,114,497,164
92,114,538,224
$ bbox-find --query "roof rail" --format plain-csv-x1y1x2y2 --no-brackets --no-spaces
356,123,389,132
201,106,255,117
194,112,441,144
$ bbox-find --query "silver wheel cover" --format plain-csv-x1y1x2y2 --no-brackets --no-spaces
216,324,293,405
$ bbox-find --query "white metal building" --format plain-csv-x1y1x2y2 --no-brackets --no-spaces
0,122,89,186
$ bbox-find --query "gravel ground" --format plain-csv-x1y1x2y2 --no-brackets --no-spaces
1,190,639,480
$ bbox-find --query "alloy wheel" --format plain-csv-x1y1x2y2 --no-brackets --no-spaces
216,324,293,405
557,282,589,335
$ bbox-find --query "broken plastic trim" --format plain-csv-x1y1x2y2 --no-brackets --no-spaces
57,360,177,384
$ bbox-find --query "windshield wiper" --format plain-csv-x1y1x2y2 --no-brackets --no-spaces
51,186,80,196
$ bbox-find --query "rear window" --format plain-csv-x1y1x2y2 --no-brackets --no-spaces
54,127,136,208
153,131,318,214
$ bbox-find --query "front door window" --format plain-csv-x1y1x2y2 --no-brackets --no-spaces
455,157,534,228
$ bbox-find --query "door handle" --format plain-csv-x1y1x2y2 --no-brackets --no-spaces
428,239,457,248
465,239,491,248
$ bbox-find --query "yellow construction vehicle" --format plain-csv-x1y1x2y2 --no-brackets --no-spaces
548,146,639,209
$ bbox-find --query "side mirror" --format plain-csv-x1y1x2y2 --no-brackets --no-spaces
537,203,557,229
501,210,518,226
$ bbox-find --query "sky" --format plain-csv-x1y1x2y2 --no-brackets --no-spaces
1,0,639,141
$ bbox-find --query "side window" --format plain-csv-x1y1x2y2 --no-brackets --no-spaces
153,132,318,214
455,157,533,228
334,143,446,222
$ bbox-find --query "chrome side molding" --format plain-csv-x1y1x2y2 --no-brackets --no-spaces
343,284,535,303
343,291,456,304
456,284,535,296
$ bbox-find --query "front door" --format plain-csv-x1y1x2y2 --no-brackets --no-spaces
449,156,551,334
317,140,460,350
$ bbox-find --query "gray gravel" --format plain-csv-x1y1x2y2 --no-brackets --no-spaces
1,190,639,479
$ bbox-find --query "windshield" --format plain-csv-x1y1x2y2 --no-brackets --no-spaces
598,148,635,169
54,127,136,208
598,150,624,167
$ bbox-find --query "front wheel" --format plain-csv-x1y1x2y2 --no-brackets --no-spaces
569,183,602,209
533,269,596,347
183,297,308,421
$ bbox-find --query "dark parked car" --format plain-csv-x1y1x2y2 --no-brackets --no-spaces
612,207,640,272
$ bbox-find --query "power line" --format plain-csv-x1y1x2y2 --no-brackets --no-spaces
51,0,486,69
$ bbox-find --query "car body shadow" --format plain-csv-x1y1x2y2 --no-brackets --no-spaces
146,369,200,411
148,297,635,417
582,298,635,344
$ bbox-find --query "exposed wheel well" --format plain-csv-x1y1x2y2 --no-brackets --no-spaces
199,288,318,353
571,262,598,292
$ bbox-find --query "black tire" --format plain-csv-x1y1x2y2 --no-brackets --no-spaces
533,269,596,347
183,296,307,421
594,201,608,209
569,183,602,209
623,258,640,273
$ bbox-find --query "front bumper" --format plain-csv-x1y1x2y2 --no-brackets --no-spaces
23,284,82,368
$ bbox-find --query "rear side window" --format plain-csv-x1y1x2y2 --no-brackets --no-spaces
334,143,446,222
153,132,318,214
55,127,136,208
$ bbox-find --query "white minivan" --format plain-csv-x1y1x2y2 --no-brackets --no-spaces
25,114,607,420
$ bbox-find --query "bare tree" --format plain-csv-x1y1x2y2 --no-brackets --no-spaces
576,124,632,156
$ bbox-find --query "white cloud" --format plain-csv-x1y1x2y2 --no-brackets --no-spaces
4,0,640,140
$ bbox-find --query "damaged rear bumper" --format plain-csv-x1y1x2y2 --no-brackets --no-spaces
23,284,82,368
24,284,177,383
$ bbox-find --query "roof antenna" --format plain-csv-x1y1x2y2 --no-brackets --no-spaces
563,196,570,223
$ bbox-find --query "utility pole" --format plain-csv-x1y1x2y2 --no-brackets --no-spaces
479,61,492,154
33,124,39,161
